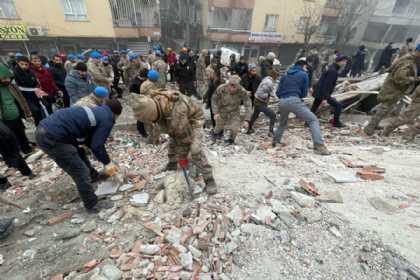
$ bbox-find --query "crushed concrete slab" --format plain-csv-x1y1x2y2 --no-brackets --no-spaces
316,191,344,203
327,170,359,183
129,193,150,207
95,181,119,196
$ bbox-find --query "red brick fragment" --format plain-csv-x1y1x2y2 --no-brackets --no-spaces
47,212,73,225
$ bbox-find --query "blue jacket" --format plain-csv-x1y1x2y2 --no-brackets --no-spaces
39,105,114,165
65,70,95,105
276,65,309,99
315,63,339,100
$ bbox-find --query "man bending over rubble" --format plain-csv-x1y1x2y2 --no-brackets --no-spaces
273,59,331,155
130,89,218,195
364,44,420,136
35,99,122,212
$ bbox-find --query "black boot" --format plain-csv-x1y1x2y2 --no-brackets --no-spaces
204,178,218,195
0,218,15,240
0,177,11,191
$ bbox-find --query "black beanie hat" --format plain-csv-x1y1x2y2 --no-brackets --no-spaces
106,99,123,116
74,62,87,71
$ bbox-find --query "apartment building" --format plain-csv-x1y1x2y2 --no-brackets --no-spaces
200,0,326,63
0,0,161,56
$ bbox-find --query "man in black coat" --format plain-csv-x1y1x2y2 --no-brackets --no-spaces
350,45,367,77
49,54,69,107
241,64,261,106
13,56,45,125
311,54,348,128
174,54,199,99
375,42,398,72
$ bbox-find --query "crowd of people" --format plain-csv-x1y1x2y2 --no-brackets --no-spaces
1,41,420,238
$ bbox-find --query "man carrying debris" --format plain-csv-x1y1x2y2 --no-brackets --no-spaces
212,75,252,145
273,60,331,155
35,99,123,212
364,44,420,136
311,55,349,128
130,90,218,194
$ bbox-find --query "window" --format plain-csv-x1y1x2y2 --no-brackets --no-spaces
109,0,159,27
264,15,279,32
208,7,252,31
61,0,88,21
0,0,17,18
392,0,410,14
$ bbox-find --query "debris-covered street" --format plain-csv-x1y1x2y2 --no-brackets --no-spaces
1,107,420,280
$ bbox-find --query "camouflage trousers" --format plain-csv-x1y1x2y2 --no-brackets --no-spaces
196,80,207,99
214,112,241,141
168,130,213,180
383,94,420,137
364,100,397,136
145,123,161,145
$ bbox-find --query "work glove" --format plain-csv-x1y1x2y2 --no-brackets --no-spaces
104,162,119,177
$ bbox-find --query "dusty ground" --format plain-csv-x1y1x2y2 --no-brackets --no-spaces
1,105,420,280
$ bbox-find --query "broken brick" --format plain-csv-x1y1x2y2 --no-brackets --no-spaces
357,171,384,181
110,246,122,259
131,240,143,254
47,212,73,225
50,274,64,280
361,166,386,174
299,179,320,196
83,259,98,272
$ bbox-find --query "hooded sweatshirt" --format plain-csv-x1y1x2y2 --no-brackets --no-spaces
255,76,275,104
276,65,309,99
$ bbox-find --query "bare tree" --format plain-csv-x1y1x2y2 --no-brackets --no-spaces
296,0,323,47
332,0,377,47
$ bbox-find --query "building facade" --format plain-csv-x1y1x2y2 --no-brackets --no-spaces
200,0,326,63
0,0,161,56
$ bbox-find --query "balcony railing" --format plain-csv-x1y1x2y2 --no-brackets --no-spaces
109,0,160,27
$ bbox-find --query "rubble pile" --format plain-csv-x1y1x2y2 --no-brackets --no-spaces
1,116,420,279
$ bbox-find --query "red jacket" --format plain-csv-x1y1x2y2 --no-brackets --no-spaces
167,52,177,65
31,66,59,97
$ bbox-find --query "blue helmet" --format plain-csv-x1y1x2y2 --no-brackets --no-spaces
147,70,160,81
129,53,139,61
94,86,109,98
101,56,109,62
78,54,86,61
90,51,102,59
15,52,24,57
68,54,76,61
416,43,420,52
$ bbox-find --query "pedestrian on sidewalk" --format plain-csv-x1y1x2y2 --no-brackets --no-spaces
247,68,280,137
35,99,122,212
0,121,35,191
273,60,330,155
0,64,33,155
311,54,348,128
365,45,420,136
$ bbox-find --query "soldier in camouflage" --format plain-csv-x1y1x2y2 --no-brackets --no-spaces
129,90,217,194
364,46,420,136
74,86,109,108
211,75,252,144
87,51,113,90
152,52,168,89
123,53,143,89
196,49,209,99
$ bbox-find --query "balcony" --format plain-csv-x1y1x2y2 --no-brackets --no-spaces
209,0,255,9
109,0,160,28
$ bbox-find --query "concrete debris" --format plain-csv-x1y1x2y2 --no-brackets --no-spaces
291,192,316,208
0,254,4,265
26,150,44,163
139,244,160,255
95,181,119,196
81,220,97,233
129,193,150,207
119,184,134,192
316,191,344,204
327,170,359,183
180,252,193,271
100,265,122,280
